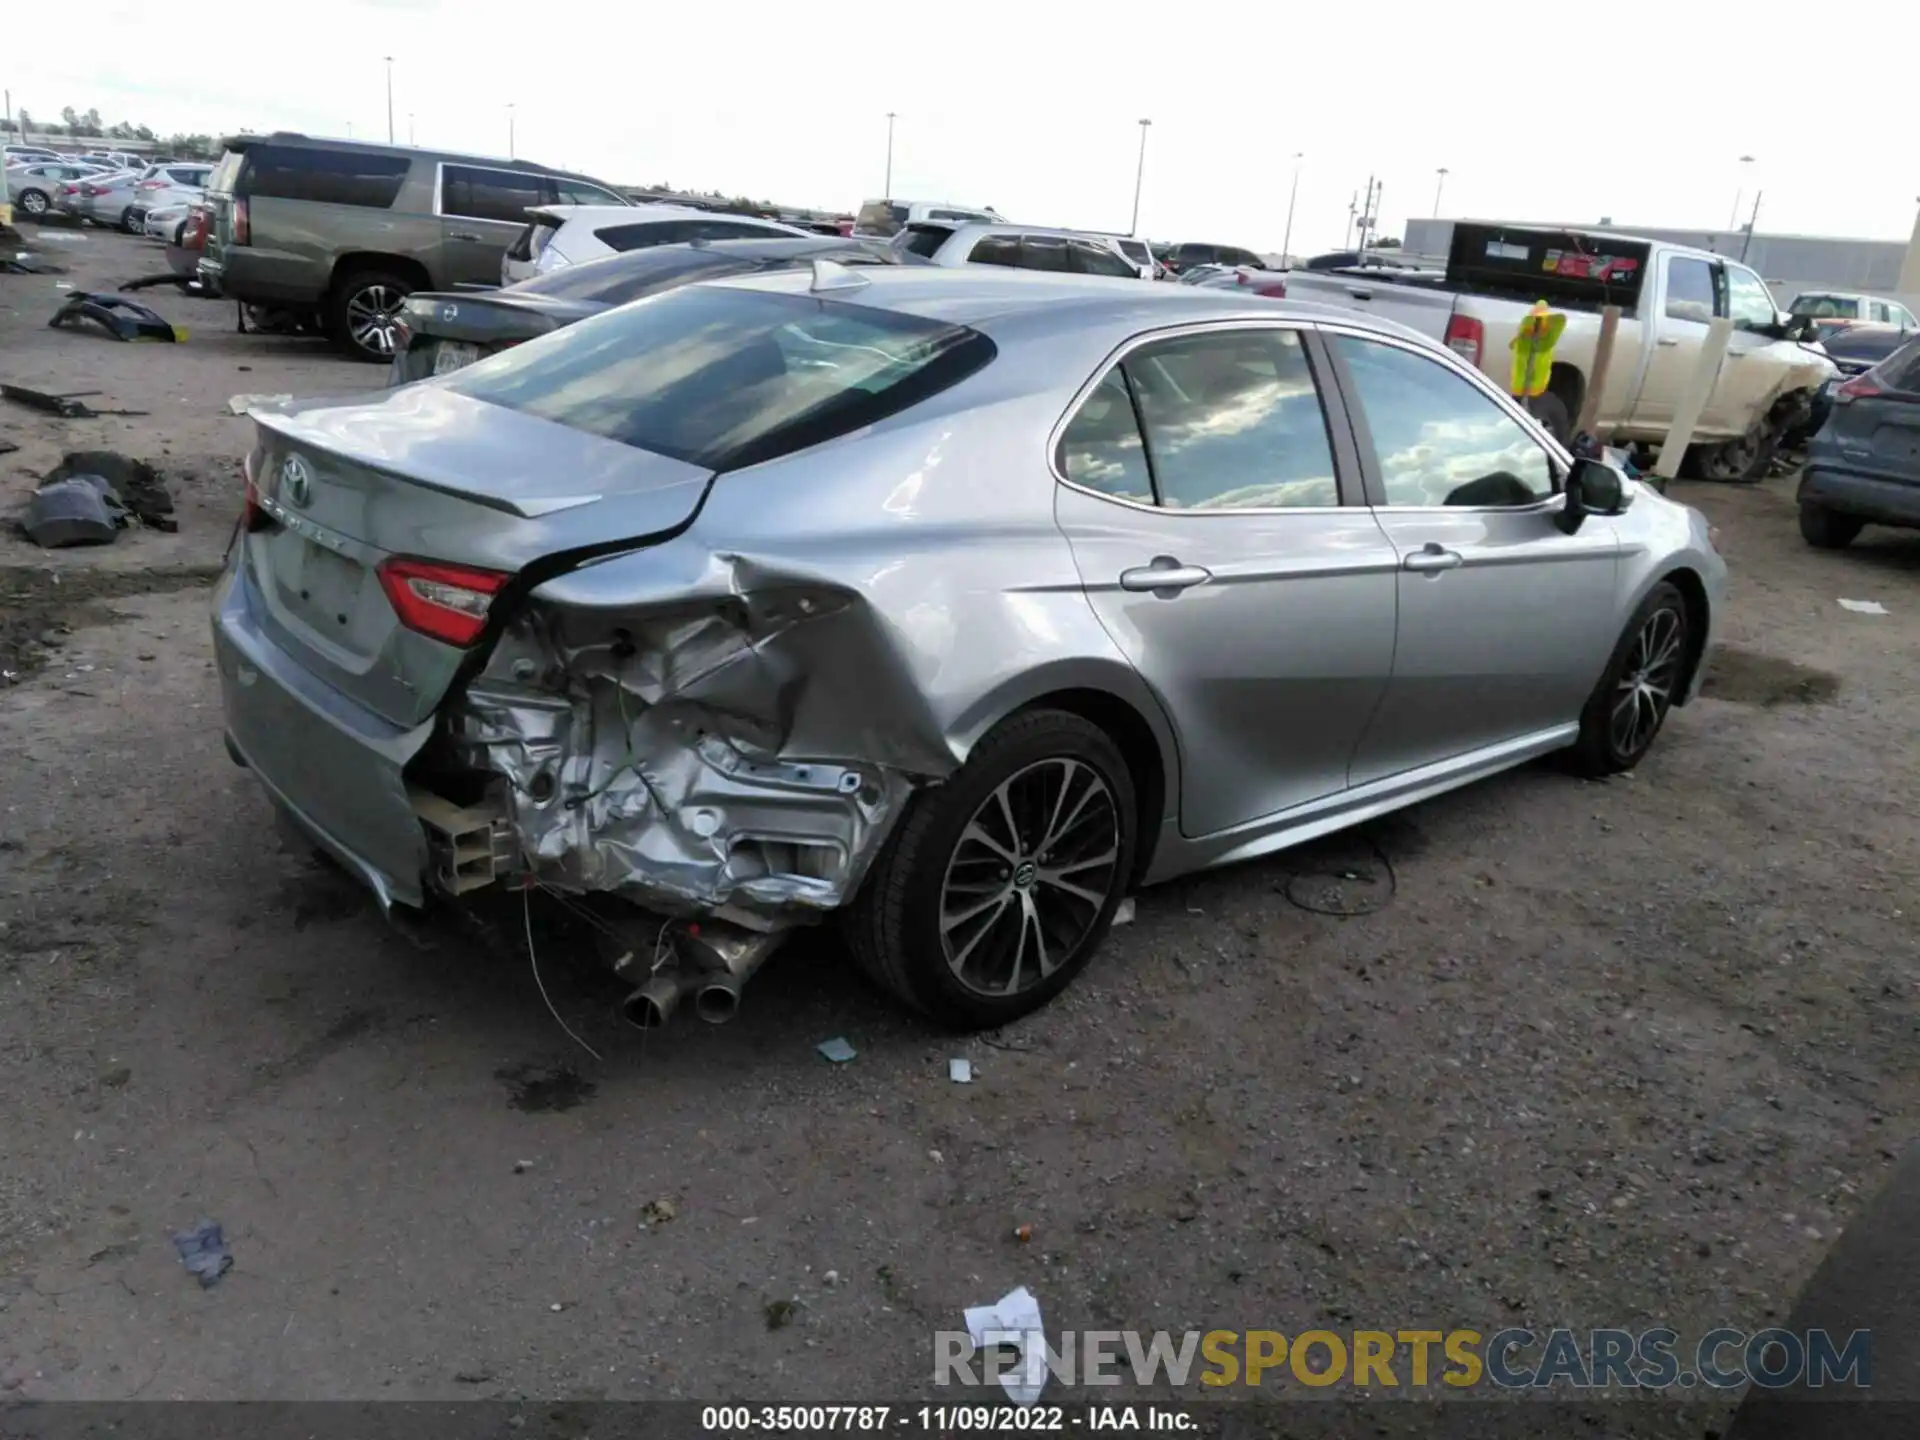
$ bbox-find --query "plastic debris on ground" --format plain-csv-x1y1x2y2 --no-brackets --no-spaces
48,452,176,531
816,1036,857,1064
640,1198,677,1225
949,1057,973,1084
3,250,67,276
963,1285,1048,1405
171,1220,233,1288
21,476,129,548
1,383,147,420
48,292,186,343
1838,599,1888,616
228,393,295,417
1112,896,1136,925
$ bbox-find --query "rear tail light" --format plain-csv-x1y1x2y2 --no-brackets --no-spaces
1834,372,1884,404
80,183,109,196
137,179,167,191
60,184,79,196
232,197,250,245
239,452,273,533
377,557,510,647
1254,281,1287,298
183,207,209,247
1445,314,1485,368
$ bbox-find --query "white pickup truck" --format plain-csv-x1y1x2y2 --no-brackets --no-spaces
1281,223,1837,481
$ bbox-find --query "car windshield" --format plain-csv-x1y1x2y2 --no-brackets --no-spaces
445,284,995,470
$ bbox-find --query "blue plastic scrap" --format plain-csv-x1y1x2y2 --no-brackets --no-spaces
816,1037,857,1064
172,1220,233,1288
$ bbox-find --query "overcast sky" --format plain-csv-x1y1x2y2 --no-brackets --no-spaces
10,0,1917,257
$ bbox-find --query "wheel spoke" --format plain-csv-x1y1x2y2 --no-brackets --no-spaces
943,886,1014,934
959,820,1017,866
1037,871,1107,908
949,895,1015,974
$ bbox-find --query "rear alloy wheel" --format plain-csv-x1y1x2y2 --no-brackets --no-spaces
329,269,415,363
1799,503,1864,550
18,188,50,217
122,210,142,234
846,709,1136,1029
1567,582,1690,776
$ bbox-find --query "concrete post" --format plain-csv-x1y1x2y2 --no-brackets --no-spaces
1575,306,1622,440
1899,203,1920,296
1653,317,1735,481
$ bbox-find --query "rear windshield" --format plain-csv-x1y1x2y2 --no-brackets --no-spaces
856,200,908,236
509,246,743,303
1791,294,1860,320
898,224,953,258
446,285,995,471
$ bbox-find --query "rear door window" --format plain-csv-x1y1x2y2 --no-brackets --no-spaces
441,165,556,224
968,235,1020,266
241,145,411,208
1664,257,1717,323
1069,239,1137,277
1018,236,1072,272
445,286,997,470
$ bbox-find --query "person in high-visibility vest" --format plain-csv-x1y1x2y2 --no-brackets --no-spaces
1510,300,1567,405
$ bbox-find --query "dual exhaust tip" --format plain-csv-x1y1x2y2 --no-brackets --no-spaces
621,972,741,1030
619,920,782,1030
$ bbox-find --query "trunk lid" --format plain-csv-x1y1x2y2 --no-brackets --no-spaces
243,385,713,726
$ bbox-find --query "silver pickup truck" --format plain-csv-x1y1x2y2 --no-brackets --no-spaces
1282,223,1836,481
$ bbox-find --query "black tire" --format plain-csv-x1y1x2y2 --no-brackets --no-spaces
846,708,1137,1030
1800,503,1864,550
327,267,415,363
1566,581,1690,777
121,209,142,234
17,188,50,217
171,219,188,247
1530,390,1573,445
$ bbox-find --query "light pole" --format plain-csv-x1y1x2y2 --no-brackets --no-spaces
884,111,896,196
1433,165,1449,217
507,103,516,159
1129,118,1152,237
1280,152,1303,264
384,56,394,143
1729,154,1755,231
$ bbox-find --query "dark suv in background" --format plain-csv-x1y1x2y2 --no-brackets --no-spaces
198,132,630,361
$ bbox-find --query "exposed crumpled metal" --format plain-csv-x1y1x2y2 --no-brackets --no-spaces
446,559,952,923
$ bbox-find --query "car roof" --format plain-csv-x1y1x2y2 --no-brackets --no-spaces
710,263,1432,343
218,130,605,184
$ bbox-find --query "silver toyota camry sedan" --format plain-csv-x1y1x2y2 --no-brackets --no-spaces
213,263,1725,1031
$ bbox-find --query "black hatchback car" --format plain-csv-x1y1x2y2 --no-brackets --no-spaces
389,236,916,384
1799,335,1920,548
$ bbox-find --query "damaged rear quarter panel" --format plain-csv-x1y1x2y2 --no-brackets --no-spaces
449,382,1176,924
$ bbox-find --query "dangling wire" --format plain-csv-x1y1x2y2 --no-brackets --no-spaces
522,886,602,1062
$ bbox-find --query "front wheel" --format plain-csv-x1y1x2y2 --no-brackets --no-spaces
845,709,1137,1029
17,188,50,217
1800,504,1864,550
122,210,142,234
327,268,415,363
1566,582,1690,777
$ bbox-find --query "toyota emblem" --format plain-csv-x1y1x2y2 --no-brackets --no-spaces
280,454,313,509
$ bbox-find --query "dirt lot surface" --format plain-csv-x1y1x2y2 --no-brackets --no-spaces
1,231,1916,1426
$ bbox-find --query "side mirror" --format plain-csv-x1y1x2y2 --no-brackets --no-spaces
1556,457,1630,534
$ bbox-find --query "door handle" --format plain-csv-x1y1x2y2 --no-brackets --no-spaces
449,230,484,242
1347,288,1373,301
1656,337,1680,348
1403,544,1463,574
1119,559,1213,594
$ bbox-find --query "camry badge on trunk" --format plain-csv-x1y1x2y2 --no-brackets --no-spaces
281,455,313,509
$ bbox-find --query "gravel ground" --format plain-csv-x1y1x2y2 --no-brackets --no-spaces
1,231,1916,1427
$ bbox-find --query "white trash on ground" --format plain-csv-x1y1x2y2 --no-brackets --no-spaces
963,1285,1048,1405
